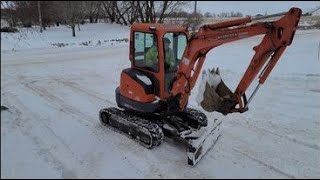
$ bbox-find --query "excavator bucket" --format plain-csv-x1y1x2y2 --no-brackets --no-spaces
196,68,236,115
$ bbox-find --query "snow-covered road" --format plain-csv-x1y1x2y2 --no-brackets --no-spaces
1,31,320,178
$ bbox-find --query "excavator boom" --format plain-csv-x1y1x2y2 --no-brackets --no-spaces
170,7,302,114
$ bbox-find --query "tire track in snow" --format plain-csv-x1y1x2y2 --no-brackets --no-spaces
21,79,94,126
49,76,314,177
204,113,319,178
205,110,320,152
49,77,207,177
51,77,180,177
232,148,296,179
247,123,320,150
16,74,116,107
5,91,77,156
16,74,320,178
17,77,152,178
3,94,79,179
54,78,266,178
1,46,128,66
228,118,320,151
223,126,319,178
17,74,320,178
53,77,116,106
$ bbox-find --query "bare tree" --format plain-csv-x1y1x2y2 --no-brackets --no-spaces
102,1,117,23
112,1,130,25
204,12,212,17
183,12,203,32
125,1,140,24
41,1,63,29
13,1,36,27
83,1,101,23
6,1,192,28
100,1,190,25
102,1,137,25
134,1,157,23
157,1,190,23
55,1,86,37
1,1,17,27
133,1,190,24
94,1,103,23
11,1,59,29
37,1,42,32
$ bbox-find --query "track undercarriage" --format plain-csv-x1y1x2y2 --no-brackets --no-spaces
99,107,221,165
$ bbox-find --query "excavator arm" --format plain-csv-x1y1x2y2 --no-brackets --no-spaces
170,7,302,114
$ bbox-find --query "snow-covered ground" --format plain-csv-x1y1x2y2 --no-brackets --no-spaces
1,23,130,53
1,23,320,178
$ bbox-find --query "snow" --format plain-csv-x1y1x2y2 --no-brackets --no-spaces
1,23,130,53
136,74,152,85
1,23,320,178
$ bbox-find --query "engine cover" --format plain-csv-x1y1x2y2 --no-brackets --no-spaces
120,68,155,103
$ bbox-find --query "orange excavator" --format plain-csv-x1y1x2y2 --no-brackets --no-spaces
99,7,301,165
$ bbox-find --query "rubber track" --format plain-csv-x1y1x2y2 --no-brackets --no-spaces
177,108,208,129
99,107,164,149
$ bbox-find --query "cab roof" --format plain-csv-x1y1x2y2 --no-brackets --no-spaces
131,23,187,33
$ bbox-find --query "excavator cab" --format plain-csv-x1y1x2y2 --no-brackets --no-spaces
118,23,238,115
115,24,192,113
129,24,188,96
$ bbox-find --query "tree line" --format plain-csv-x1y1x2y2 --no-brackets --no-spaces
204,11,244,18
1,1,247,36
2,1,195,35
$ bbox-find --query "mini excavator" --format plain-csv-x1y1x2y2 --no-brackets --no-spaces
99,7,301,165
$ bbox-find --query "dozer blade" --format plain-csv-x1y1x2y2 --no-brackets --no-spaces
185,118,222,165
197,68,236,115
161,109,221,165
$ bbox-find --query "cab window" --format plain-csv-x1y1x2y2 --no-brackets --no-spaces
163,32,187,92
133,32,158,72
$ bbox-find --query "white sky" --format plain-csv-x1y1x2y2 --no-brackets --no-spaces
185,1,320,16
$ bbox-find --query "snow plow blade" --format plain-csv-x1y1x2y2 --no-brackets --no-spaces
197,68,237,115
186,118,222,165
